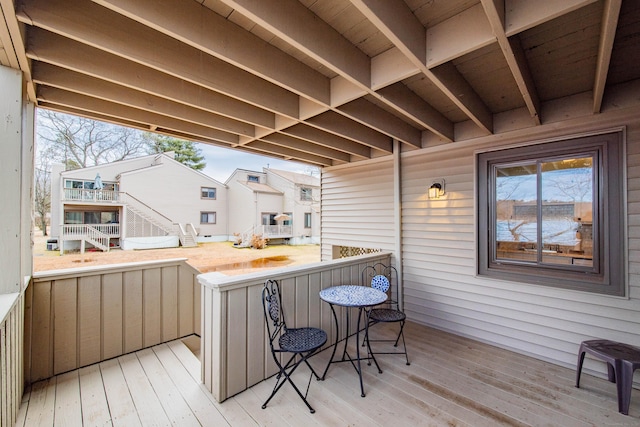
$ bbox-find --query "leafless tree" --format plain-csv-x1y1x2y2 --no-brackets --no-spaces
36,109,149,168
34,155,51,236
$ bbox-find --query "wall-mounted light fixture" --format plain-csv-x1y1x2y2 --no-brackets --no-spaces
429,179,445,199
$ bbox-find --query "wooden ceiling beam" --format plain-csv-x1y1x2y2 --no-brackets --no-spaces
337,98,422,148
93,0,414,152
426,4,495,68
37,86,240,145
18,0,300,117
26,29,275,129
92,0,330,104
219,0,370,88
351,0,493,134
245,140,333,167
593,0,622,113
32,62,256,137
282,124,371,159
220,0,450,146
307,111,392,153
260,133,351,163
376,83,454,141
40,102,243,154
481,0,541,124
505,0,599,36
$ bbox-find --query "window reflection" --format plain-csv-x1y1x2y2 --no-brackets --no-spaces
495,156,593,268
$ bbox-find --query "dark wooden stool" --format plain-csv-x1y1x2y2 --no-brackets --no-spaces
576,339,640,415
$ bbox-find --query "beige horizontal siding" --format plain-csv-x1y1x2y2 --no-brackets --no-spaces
321,109,640,380
321,159,395,260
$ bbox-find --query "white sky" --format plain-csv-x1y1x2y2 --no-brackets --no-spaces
197,143,318,183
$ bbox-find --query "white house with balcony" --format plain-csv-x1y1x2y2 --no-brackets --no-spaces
226,168,320,245
50,152,228,252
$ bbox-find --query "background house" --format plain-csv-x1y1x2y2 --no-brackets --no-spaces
50,152,228,252
226,168,320,245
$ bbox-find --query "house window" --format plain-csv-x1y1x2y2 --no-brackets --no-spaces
304,212,312,228
200,212,216,224
262,213,276,225
477,131,625,296
248,175,260,183
300,187,313,201
201,187,216,199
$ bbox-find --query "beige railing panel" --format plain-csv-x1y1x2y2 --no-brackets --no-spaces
199,252,392,402
0,293,24,427
26,259,201,383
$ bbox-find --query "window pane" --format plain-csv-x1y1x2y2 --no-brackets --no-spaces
201,187,216,199
495,163,538,262
540,157,593,267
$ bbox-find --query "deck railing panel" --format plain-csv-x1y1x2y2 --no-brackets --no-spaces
26,259,201,383
198,252,391,402
0,292,24,427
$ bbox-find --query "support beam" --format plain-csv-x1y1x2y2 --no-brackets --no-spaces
351,0,493,134
338,98,422,148
32,62,255,136
505,0,599,36
26,29,276,129
92,0,331,104
307,111,393,153
27,29,275,130
18,0,300,117
282,124,371,159
593,0,622,113
260,133,351,163
245,140,333,167
219,0,370,88
377,83,454,141
481,0,541,124
37,86,240,144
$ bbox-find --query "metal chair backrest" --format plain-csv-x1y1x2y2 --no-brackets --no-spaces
262,279,286,344
362,263,399,308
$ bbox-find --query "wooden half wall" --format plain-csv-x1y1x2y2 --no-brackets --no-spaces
199,252,392,402
25,259,201,383
0,292,24,427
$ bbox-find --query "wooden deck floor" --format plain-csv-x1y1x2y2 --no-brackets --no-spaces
15,323,640,426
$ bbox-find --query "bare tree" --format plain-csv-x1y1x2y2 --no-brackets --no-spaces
37,109,149,168
34,155,51,236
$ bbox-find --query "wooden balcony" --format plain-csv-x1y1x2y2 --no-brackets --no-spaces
15,322,640,426
63,188,121,203
5,254,640,426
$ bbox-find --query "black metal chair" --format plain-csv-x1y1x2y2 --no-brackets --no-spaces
261,279,327,413
362,263,410,366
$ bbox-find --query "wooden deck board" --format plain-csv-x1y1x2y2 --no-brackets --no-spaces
17,325,640,426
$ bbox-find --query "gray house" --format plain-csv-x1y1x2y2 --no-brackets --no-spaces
2,1,640,425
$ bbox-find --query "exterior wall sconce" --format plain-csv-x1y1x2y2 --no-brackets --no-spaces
429,179,445,199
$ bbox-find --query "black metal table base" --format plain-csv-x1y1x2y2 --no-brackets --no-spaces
320,303,381,397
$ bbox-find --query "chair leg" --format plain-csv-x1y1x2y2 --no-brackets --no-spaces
395,321,410,365
262,352,319,413
575,347,586,388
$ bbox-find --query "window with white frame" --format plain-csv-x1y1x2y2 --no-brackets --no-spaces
300,187,313,201
201,187,216,199
200,212,216,224
304,212,312,228
476,131,625,296
248,175,260,183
